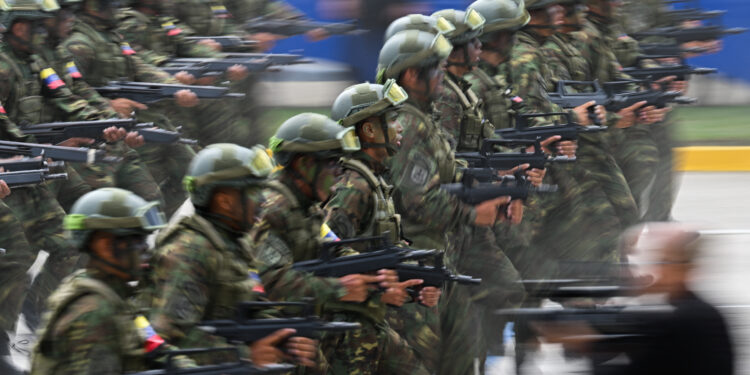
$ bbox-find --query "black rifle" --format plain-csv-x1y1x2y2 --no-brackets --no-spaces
456,139,575,171
662,8,726,22
460,168,517,183
0,159,64,172
161,57,273,78
217,53,312,65
621,63,717,81
126,347,294,375
292,234,436,278
184,35,259,52
497,112,607,140
95,81,245,104
0,168,68,188
20,118,197,145
244,16,366,37
441,170,557,204
0,140,119,164
518,278,645,299
639,43,710,56
394,251,481,287
631,25,747,43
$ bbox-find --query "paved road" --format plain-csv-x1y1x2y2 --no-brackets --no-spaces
489,172,750,374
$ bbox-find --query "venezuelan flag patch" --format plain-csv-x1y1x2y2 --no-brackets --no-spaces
211,5,231,18
65,61,82,79
0,104,6,114
248,269,266,293
320,223,341,242
133,316,165,353
40,68,65,90
161,21,183,36
120,42,136,55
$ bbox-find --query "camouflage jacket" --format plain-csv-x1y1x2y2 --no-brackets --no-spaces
250,177,349,304
575,15,631,84
0,43,102,125
463,61,520,130
117,9,219,67
541,33,590,84
173,0,239,36
223,0,302,22
434,73,494,152
62,15,174,87
31,270,151,374
383,99,474,251
144,213,271,359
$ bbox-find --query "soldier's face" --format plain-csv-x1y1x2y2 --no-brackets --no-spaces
315,158,344,202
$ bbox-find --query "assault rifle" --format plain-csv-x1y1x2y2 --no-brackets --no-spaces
292,234,436,278
395,251,481,288
161,57,273,78
95,81,245,104
0,158,64,172
662,8,725,22
631,25,747,43
0,140,118,164
20,118,197,145
244,16,366,37
184,35,259,52
0,168,67,188
456,139,575,171
198,302,360,343
639,43,710,56
496,112,607,140
460,168,517,183
621,63,717,81
519,279,644,299
127,347,294,375
441,170,557,204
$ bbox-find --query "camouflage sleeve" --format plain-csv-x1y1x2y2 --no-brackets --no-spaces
132,54,177,84
432,84,462,149
385,111,476,235
61,37,98,84
0,202,34,332
540,43,573,84
0,99,29,142
117,14,171,66
148,232,242,352
505,48,563,115
169,20,222,59
322,169,373,239
45,295,124,375
51,47,118,119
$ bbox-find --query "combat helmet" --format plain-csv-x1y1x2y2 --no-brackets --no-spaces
183,143,274,208
525,0,561,10
269,113,361,167
63,187,166,249
331,79,408,154
431,9,486,45
468,0,530,34
384,13,455,41
0,0,60,27
376,29,453,84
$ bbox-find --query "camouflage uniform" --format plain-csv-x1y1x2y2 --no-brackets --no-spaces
463,60,517,130
62,14,197,215
578,14,659,215
223,0,302,22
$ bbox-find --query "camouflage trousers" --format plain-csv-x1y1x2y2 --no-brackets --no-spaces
319,312,430,375
3,186,81,331
0,202,35,333
385,304,441,373
643,119,677,222
610,124,659,217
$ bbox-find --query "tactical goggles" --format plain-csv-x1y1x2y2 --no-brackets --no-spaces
272,127,361,153
465,9,486,31
435,16,457,35
64,201,167,232
384,33,453,80
342,79,408,126
0,0,60,11
183,145,274,192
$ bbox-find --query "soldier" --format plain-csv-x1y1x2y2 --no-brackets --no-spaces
144,143,318,368
376,29,512,373
61,0,200,216
323,80,436,374
29,187,170,374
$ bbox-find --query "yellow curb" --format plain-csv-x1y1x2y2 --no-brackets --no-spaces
674,147,750,171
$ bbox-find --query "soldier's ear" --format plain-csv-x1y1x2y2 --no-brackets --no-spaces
360,120,378,140
402,68,420,89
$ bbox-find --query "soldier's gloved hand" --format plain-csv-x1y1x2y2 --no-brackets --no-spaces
418,286,441,307
525,168,546,187
381,279,423,307
174,71,197,85
174,89,199,108
615,100,647,128
57,137,95,147
284,336,318,367
305,28,329,42
556,140,577,158
338,273,387,302
109,98,148,118
537,136,561,155
124,131,145,148
249,328,294,366
652,75,677,91
226,64,249,82
102,125,126,143
572,100,597,125
248,32,281,52
196,38,222,52
500,199,524,225
638,105,670,124
473,196,511,226
0,177,10,199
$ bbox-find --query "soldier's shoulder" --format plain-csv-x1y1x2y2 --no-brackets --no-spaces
52,293,118,337
158,225,216,257
334,168,372,195
258,188,297,230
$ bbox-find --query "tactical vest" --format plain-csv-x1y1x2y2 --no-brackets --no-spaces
69,21,139,86
399,103,457,184
117,9,173,66
0,51,58,125
154,214,264,319
339,158,401,242
31,271,146,373
471,68,513,130
263,179,323,262
443,76,495,152
549,34,589,82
